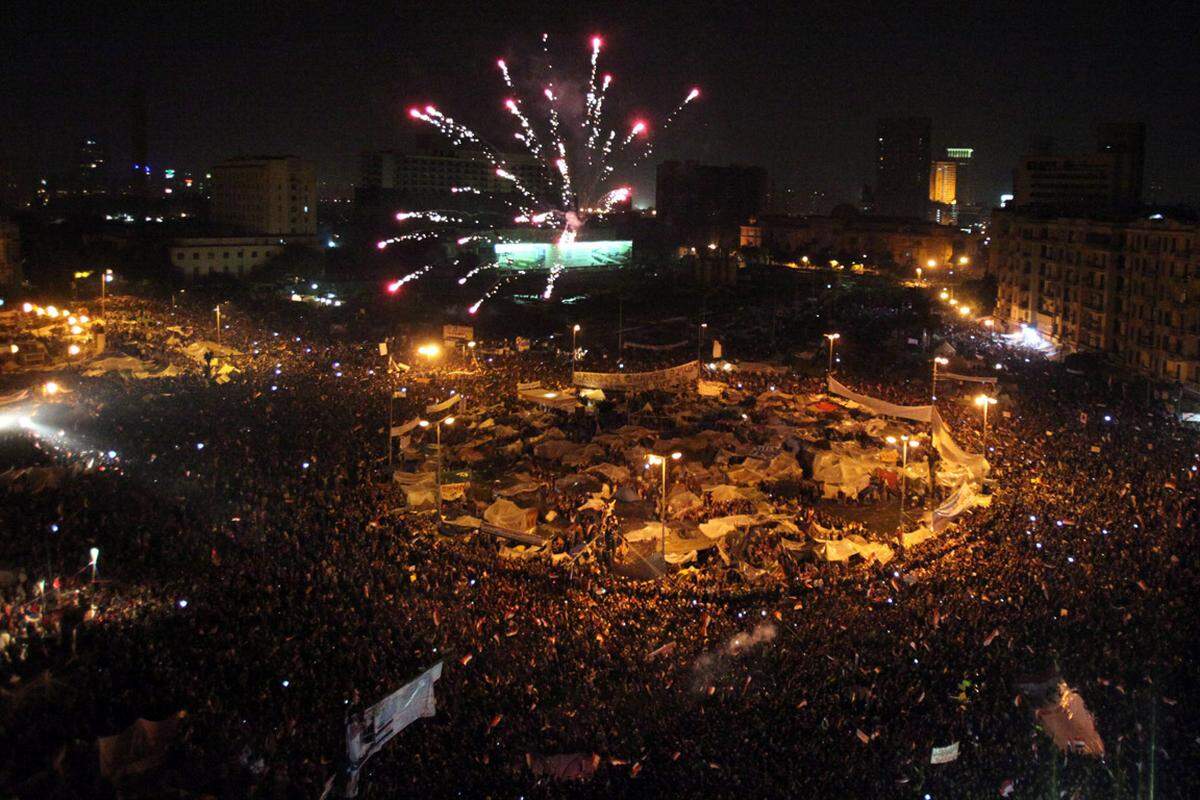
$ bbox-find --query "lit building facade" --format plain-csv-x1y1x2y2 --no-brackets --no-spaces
168,237,286,280
210,157,316,235
991,209,1200,390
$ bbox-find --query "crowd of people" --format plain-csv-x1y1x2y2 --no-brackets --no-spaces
1,289,1197,798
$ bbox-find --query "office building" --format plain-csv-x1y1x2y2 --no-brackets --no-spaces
168,237,286,280
360,143,543,209
210,157,316,236
655,160,768,249
991,208,1200,391
874,117,931,219
945,147,974,204
740,212,975,270
929,160,957,225
1011,123,1145,211
76,139,109,195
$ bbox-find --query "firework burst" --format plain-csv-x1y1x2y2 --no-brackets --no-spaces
383,34,701,306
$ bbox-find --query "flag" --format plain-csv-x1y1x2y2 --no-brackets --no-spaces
930,742,960,764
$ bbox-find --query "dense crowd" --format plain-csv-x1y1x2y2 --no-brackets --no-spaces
1,292,1197,798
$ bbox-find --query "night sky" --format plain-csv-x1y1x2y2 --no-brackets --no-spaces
3,1,1198,209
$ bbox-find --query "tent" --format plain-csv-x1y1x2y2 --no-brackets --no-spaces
484,499,538,533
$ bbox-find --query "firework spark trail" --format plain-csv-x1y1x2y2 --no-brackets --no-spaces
635,87,701,166
469,271,523,315
542,261,565,300
395,210,465,224
376,232,437,250
504,98,546,160
584,36,602,128
385,264,434,293
586,73,614,159
497,58,514,89
457,261,498,285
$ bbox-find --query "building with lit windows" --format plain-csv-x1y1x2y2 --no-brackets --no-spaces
991,208,1200,390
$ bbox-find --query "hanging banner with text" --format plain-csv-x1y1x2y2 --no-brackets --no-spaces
573,361,699,392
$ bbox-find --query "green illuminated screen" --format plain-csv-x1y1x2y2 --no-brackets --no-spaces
494,241,632,270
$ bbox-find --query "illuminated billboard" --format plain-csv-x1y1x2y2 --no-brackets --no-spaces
494,241,632,271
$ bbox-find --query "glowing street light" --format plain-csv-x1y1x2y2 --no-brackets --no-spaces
89,547,100,582
932,356,949,403
68,344,81,356
958,255,969,265
420,416,455,520
885,434,921,538
43,381,60,397
214,304,222,345
417,343,442,359
646,452,682,556
926,258,937,268
824,332,841,374
571,324,581,381
974,394,998,449
957,305,972,317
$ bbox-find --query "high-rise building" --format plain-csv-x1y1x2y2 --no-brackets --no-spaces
1011,122,1145,211
945,147,974,204
990,208,1200,391
874,117,931,219
929,161,957,205
1096,121,1145,207
76,139,108,195
210,156,316,236
0,217,20,286
655,160,768,249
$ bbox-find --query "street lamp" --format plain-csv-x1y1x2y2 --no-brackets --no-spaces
100,269,113,320
89,547,100,582
417,343,441,360
824,332,841,374
214,304,222,345
885,435,920,538
420,416,455,521
645,452,682,556
926,258,937,269
697,321,708,364
932,356,949,403
571,324,581,381
43,381,60,397
974,394,997,449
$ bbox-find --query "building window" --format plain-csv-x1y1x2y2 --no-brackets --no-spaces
193,253,200,260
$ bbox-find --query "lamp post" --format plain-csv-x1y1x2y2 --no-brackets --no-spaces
824,332,840,375
571,324,581,382
214,304,222,346
89,547,99,583
420,416,455,521
886,435,920,537
100,269,113,321
931,356,949,404
646,452,682,556
974,394,997,450
697,321,708,364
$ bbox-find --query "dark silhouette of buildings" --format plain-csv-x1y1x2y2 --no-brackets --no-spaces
655,160,767,249
874,117,931,220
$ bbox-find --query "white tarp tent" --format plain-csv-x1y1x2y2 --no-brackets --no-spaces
484,499,538,533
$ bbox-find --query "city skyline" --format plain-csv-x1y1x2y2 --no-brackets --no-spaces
2,2,1198,209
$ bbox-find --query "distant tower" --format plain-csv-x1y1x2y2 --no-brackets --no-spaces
1096,121,1145,207
945,147,973,205
76,138,108,195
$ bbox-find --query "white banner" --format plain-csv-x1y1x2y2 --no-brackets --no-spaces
390,418,422,438
930,742,960,764
425,394,461,414
442,324,474,342
573,361,699,392
347,661,443,774
827,376,932,423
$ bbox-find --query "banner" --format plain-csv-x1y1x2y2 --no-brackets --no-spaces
390,418,422,438
573,360,699,392
932,481,980,533
623,339,687,351
442,324,474,342
712,340,723,359
827,376,932,423
378,342,388,356
347,662,443,774
940,371,998,385
930,742,960,764
425,394,461,414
